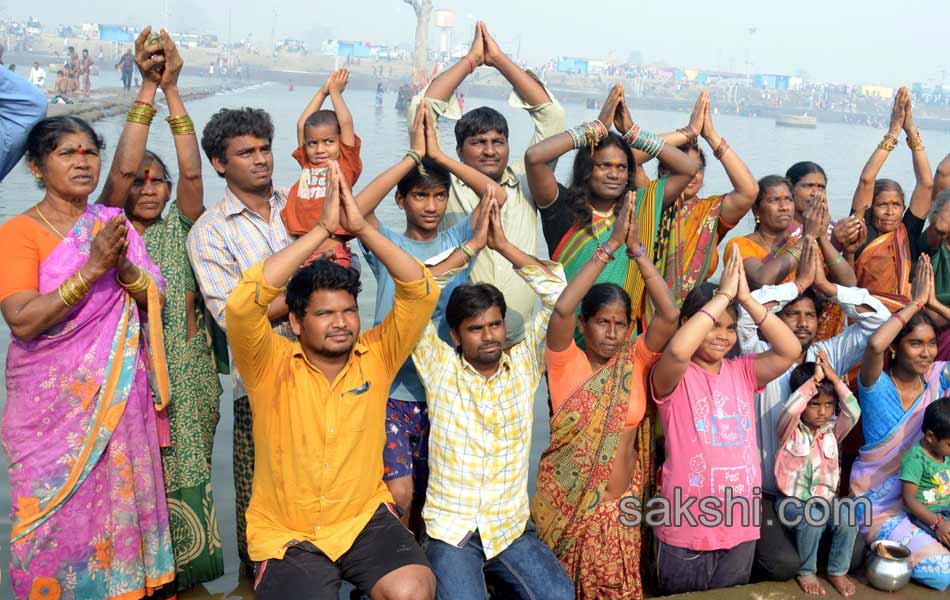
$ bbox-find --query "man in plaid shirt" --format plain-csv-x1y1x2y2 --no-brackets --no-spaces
411,206,573,599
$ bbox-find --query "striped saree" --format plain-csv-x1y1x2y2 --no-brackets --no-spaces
552,179,665,345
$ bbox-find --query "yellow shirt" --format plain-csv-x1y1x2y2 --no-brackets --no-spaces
225,261,439,561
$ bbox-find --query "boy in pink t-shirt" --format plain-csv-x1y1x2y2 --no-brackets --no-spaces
651,245,801,595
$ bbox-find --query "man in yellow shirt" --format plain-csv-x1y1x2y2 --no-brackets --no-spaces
225,162,437,599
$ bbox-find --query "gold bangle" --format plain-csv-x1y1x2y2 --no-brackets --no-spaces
167,114,196,135
71,271,90,295
878,133,898,152
117,268,150,294
907,133,925,151
58,284,76,307
65,272,89,303
58,271,90,307
127,104,157,126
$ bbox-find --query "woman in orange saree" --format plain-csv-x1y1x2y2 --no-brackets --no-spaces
851,87,935,312
731,175,803,287
532,203,680,599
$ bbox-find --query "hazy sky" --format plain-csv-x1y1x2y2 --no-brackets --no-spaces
5,1,948,86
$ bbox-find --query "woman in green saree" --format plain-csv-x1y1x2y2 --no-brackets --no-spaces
525,84,699,335
99,28,225,592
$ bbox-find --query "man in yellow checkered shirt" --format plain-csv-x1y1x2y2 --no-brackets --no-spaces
411,202,574,599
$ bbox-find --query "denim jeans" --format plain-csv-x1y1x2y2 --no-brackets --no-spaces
777,496,858,577
424,521,574,600
656,539,756,595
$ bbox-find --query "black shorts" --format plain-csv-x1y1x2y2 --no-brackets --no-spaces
253,503,430,599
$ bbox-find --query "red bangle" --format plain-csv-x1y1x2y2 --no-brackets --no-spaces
714,138,729,159
933,516,944,532
793,280,806,296
134,99,154,108
894,312,908,328
462,55,476,74
698,308,717,324
754,310,770,328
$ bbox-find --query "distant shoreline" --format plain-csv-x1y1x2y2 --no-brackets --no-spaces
43,83,250,124
9,46,950,133
177,65,950,133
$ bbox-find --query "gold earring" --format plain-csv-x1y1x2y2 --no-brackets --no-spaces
890,348,896,359
754,215,760,224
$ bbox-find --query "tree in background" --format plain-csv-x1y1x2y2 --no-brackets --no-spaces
403,0,431,79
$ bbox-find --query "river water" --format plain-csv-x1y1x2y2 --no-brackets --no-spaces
0,81,946,597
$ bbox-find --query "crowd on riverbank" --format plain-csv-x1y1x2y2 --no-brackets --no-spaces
4,20,950,600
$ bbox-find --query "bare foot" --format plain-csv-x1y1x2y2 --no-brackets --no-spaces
827,574,856,597
797,574,827,596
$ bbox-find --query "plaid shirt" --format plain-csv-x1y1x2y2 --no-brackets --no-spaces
774,379,861,502
186,186,295,398
412,261,566,559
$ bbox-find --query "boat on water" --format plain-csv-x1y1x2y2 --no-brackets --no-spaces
776,114,818,129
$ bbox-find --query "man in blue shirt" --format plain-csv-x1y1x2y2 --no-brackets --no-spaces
0,66,47,181
356,107,502,534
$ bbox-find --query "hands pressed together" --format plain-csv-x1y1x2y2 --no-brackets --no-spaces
409,103,447,164
85,215,140,284
134,26,183,90
317,161,366,237
465,21,506,70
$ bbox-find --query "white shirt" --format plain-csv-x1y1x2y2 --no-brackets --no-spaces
29,67,46,87
736,282,890,495
408,81,566,345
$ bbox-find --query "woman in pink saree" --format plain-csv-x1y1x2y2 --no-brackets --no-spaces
851,256,950,590
0,116,175,599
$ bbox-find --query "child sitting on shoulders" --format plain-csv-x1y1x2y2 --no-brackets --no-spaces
900,396,950,548
283,68,362,267
775,350,861,597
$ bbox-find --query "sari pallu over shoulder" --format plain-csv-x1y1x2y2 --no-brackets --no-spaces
850,362,950,590
855,224,912,313
552,179,665,339
2,204,170,541
653,193,724,309
532,341,649,598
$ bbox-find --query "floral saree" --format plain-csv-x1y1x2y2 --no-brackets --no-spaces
532,341,650,599
2,205,175,600
850,362,950,590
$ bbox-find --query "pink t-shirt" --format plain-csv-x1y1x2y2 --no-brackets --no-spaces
653,355,762,551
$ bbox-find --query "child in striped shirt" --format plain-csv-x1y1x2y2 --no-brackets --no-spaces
774,350,861,597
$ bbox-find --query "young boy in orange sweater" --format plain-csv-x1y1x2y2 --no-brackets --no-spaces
282,68,362,267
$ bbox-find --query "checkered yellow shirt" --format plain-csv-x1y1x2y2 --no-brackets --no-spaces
412,262,566,558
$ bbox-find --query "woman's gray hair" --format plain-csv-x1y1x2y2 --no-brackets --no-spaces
930,189,950,222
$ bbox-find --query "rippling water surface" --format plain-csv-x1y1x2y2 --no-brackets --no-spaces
0,77,946,597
